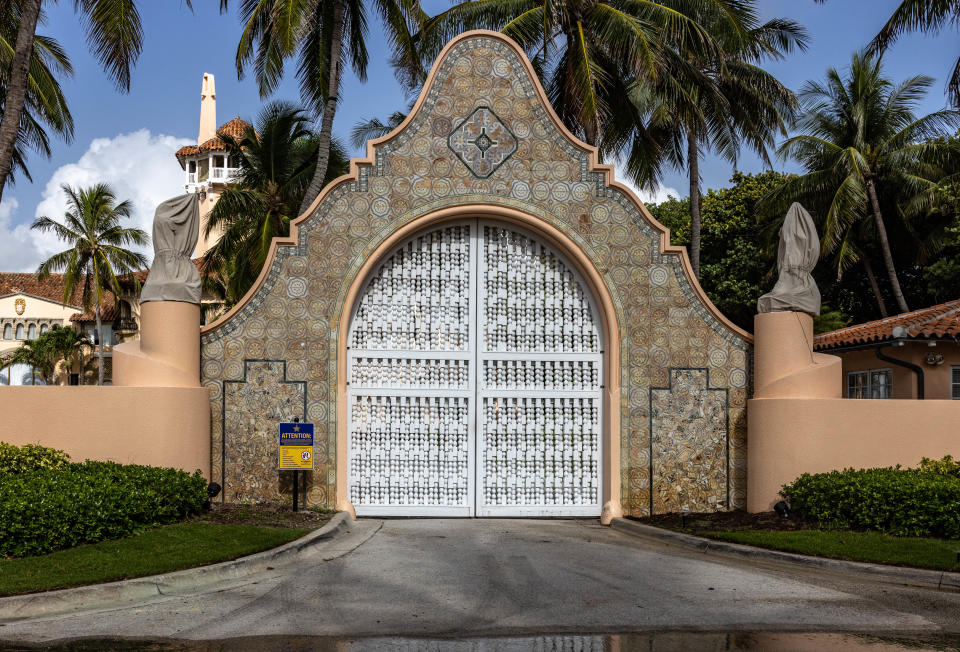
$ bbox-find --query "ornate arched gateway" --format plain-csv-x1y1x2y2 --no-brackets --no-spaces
200,30,752,519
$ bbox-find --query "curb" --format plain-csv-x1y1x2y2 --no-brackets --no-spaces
611,518,960,593
0,511,353,623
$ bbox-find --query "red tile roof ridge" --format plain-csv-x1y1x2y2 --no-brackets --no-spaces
814,298,960,349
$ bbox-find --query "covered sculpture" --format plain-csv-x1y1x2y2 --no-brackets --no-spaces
757,202,821,317
141,193,202,304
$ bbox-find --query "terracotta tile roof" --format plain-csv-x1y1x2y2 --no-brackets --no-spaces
0,273,82,307
814,298,960,350
176,117,251,168
70,300,121,323
0,270,145,322
216,116,249,140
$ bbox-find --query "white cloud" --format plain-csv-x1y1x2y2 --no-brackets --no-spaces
0,129,192,272
0,198,43,272
612,164,684,207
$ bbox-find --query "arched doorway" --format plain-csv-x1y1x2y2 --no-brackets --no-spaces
345,218,605,517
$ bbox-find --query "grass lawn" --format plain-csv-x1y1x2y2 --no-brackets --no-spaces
0,522,308,597
700,529,960,572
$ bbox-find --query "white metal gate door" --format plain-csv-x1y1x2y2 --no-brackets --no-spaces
476,224,602,516
347,220,602,517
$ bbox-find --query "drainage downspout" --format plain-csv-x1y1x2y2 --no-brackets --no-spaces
875,344,924,399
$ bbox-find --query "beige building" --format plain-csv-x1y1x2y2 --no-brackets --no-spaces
0,273,141,384
814,299,960,400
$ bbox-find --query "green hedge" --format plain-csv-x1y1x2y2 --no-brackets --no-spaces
782,466,960,539
0,461,207,558
919,454,960,480
0,442,70,474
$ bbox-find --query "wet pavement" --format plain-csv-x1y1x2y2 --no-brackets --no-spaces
1,520,959,646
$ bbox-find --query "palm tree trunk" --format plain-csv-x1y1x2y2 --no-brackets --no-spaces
95,304,104,386
862,257,888,318
0,0,42,203
686,128,702,279
865,178,909,313
298,0,346,216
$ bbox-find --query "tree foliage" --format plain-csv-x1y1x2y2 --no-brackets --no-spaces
0,1,74,186
200,102,348,313
763,53,960,315
31,183,148,385
648,171,787,331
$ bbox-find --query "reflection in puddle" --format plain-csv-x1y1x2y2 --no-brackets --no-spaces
3,633,960,651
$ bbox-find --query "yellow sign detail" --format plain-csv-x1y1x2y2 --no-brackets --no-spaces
279,446,313,470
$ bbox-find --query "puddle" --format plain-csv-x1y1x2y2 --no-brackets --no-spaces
3,632,960,651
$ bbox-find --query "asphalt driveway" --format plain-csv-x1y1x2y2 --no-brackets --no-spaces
2,518,958,643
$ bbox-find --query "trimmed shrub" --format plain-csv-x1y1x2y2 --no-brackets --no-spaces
919,455,960,480
0,443,70,475
0,461,207,557
782,467,960,539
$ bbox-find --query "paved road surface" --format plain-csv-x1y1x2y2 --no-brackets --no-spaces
1,519,958,643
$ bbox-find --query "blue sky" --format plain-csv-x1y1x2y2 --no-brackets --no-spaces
1,0,957,271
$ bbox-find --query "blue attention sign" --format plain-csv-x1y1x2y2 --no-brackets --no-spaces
278,422,315,470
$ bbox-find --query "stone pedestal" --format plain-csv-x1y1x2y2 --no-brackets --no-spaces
114,301,201,388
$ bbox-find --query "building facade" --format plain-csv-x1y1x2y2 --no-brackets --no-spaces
815,299,960,400
0,273,141,384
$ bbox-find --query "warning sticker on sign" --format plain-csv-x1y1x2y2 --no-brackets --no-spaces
278,422,314,470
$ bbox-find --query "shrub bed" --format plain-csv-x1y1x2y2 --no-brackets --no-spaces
0,459,207,557
782,465,960,539
0,442,70,474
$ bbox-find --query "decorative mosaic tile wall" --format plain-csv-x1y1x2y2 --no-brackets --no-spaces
200,33,751,515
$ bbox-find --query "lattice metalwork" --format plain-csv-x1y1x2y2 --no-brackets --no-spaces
349,395,470,507
349,224,471,351
480,397,599,506
481,359,600,391
481,225,599,353
352,357,469,390
347,220,602,516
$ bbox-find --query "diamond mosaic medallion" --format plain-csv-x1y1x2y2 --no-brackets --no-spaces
447,106,518,178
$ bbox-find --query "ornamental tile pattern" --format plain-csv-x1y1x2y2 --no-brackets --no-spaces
200,34,752,515
448,106,518,178
650,369,728,513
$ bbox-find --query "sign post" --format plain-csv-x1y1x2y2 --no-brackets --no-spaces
278,419,314,512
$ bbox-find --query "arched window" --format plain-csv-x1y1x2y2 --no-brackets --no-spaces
39,324,48,335
27,324,36,339
15,324,24,339
2,324,11,340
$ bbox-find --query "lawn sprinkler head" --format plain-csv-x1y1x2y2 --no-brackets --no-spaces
774,500,790,519
207,482,222,499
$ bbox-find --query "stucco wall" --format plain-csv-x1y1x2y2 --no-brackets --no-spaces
199,31,751,515
0,386,210,476
747,398,960,511
833,343,960,400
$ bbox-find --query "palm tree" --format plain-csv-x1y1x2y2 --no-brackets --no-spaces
422,0,752,148
830,222,890,317
351,110,407,149
226,0,424,216
0,0,187,204
765,53,960,314
606,10,807,277
4,337,51,384
200,102,348,305
31,184,148,385
816,0,960,107
43,324,91,384
0,2,75,187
